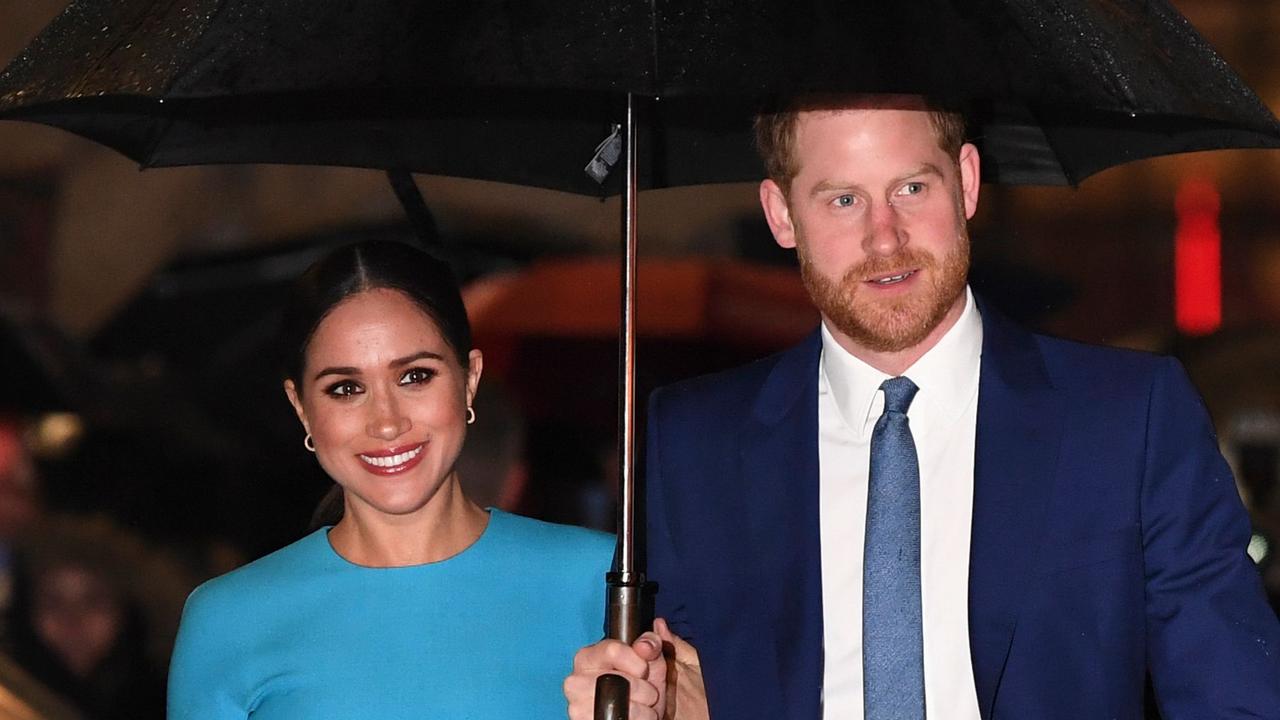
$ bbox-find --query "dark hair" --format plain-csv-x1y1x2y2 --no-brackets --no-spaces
280,241,472,391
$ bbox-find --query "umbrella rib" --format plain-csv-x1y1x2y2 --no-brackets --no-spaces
64,0,174,99
67,0,207,99
1024,107,1080,187
129,0,232,168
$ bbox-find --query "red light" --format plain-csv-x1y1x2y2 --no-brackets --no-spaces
1174,179,1221,336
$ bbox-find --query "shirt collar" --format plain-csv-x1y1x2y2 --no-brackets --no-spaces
820,286,983,436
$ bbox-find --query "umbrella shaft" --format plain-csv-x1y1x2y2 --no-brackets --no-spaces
617,94,638,575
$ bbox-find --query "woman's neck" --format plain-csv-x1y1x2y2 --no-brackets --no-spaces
327,480,489,567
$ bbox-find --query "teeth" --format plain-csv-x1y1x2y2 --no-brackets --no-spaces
360,445,423,468
874,271,912,285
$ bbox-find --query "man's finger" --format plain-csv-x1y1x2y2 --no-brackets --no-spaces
572,639,651,677
565,674,663,715
655,617,701,666
625,703,659,720
632,631,664,662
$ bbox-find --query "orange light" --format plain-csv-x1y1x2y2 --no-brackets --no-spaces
1174,179,1221,336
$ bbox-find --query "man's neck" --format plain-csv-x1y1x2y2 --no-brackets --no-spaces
824,292,968,376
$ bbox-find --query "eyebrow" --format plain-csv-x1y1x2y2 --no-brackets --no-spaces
903,162,946,183
807,163,946,199
312,350,447,381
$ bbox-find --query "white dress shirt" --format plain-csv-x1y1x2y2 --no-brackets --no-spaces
818,287,983,719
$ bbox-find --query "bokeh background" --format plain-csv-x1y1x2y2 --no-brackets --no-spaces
0,1,1278,717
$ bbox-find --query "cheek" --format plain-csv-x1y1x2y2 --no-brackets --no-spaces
304,405,363,479
427,387,470,430
303,397,357,442
799,227,864,272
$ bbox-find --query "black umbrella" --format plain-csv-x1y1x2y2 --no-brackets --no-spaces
3,2,1279,715
2,0,1279,189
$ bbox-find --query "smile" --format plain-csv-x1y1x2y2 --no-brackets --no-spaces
870,270,916,285
358,444,425,473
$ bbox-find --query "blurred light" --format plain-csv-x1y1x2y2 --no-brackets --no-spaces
29,412,84,459
1248,533,1269,565
1174,178,1221,336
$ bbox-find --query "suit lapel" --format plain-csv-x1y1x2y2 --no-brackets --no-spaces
738,330,825,719
968,302,1064,718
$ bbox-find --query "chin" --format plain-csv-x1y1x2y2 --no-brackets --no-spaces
359,495,437,517
344,479,448,518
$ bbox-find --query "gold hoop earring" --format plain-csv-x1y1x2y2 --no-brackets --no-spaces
466,406,476,425
304,434,316,452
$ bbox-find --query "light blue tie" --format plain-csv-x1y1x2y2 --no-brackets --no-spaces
863,376,925,719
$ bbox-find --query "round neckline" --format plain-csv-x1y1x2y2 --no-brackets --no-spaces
321,508,501,570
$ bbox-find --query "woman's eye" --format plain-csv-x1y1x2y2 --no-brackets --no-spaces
400,367,437,386
324,380,362,398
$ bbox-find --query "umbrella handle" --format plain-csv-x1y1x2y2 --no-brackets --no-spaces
594,674,630,720
595,571,655,720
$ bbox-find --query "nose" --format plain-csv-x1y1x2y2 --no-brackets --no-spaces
863,200,905,258
365,390,411,440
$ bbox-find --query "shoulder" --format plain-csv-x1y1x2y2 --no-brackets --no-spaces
180,529,330,620
1029,332,1186,394
171,530,335,690
480,511,613,603
486,510,614,565
978,297,1184,397
998,331,1213,435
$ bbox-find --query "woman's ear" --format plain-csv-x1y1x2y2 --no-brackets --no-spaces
465,350,484,407
283,379,310,434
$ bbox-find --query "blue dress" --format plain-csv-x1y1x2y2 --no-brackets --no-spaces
168,510,613,719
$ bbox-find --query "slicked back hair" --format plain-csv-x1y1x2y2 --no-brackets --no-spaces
280,240,472,394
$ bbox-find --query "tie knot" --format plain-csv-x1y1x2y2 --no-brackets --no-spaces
879,376,918,415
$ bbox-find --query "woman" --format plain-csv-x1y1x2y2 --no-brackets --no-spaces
168,241,614,718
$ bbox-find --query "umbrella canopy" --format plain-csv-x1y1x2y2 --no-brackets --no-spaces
2,0,1279,188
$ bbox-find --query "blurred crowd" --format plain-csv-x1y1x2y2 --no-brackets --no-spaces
0,417,190,718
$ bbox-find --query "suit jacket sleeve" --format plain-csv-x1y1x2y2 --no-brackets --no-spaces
646,386,697,644
1142,357,1280,715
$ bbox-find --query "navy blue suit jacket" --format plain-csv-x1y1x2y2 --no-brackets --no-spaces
645,304,1280,719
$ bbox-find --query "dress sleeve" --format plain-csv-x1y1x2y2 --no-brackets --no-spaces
167,585,250,719
1142,357,1280,715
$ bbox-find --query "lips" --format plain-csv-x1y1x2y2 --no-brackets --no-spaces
867,269,917,286
357,443,425,475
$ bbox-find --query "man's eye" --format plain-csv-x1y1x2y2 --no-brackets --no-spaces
898,182,925,196
400,367,437,385
833,194,856,207
325,381,361,397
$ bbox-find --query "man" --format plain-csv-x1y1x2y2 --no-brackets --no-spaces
565,95,1280,719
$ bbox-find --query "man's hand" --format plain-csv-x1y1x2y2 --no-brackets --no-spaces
656,618,708,720
565,630,666,720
